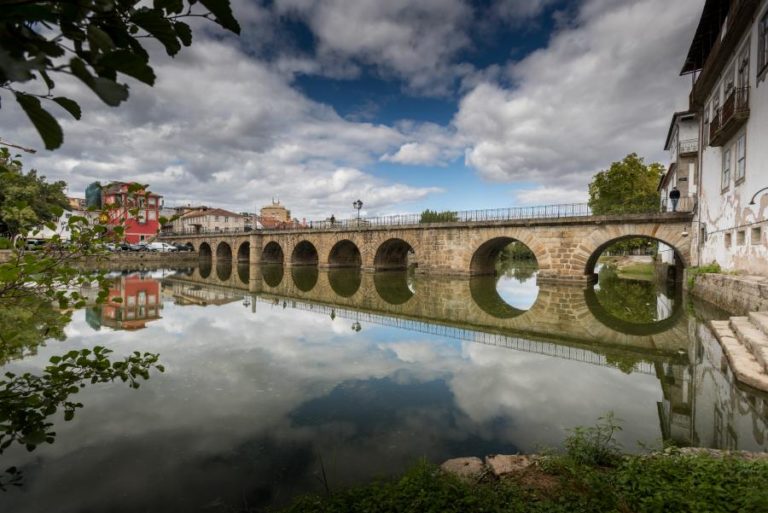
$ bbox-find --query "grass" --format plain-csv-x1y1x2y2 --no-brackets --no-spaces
687,262,722,290
278,415,768,513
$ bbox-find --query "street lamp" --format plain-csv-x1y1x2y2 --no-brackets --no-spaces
353,199,363,221
749,187,768,205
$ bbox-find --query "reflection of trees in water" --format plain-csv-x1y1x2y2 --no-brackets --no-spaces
0,296,70,365
291,266,318,292
595,266,657,323
262,265,284,288
496,259,537,281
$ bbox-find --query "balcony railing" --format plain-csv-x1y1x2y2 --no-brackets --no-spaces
661,196,696,213
710,86,750,146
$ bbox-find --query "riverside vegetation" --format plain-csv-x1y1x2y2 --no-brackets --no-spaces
281,415,768,513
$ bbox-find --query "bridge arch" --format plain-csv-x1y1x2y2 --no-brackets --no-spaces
199,242,212,260
292,266,319,292
469,276,531,319
216,259,232,281
262,241,284,264
329,268,361,298
583,233,688,278
470,237,539,276
374,271,414,305
216,242,232,262
262,264,284,288
183,241,196,252
237,241,250,263
328,240,362,268
374,238,415,271
291,240,319,266
237,262,250,284
198,258,212,279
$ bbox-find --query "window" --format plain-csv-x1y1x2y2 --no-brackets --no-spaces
737,44,750,89
736,133,746,182
752,227,762,245
722,146,731,190
724,64,735,96
148,210,157,221
224,216,229,223
712,85,721,116
760,9,768,76
725,232,732,248
703,103,710,146
215,216,219,222
737,230,746,246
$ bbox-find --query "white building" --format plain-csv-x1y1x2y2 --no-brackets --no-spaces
683,0,768,274
172,207,251,234
659,111,699,213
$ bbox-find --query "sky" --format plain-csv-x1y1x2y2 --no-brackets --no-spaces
0,0,704,221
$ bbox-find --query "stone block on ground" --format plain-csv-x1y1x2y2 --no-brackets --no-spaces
485,454,536,477
440,457,485,481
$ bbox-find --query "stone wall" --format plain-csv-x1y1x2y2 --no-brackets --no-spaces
689,273,768,314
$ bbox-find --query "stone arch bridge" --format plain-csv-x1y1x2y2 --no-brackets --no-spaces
160,211,693,284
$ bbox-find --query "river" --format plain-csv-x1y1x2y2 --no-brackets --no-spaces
1,260,766,512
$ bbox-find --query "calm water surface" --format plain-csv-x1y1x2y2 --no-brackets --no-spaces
2,261,767,512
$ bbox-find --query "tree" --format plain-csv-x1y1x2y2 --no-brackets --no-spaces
0,0,240,150
420,209,458,223
588,153,663,215
0,148,69,237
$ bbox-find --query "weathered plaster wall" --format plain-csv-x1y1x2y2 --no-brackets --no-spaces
693,2,768,274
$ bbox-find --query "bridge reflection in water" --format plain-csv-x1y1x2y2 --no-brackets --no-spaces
158,261,768,451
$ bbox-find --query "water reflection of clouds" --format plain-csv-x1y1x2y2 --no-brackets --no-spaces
495,272,539,310
2,292,667,512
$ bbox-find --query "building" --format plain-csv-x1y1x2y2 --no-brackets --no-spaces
260,199,291,223
67,196,86,210
682,0,768,273
659,111,699,213
101,182,163,243
173,207,250,234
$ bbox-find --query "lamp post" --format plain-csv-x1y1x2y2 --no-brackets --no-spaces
353,199,363,222
749,187,768,205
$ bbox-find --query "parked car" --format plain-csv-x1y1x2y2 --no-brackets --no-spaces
146,242,178,252
173,243,194,252
24,239,46,251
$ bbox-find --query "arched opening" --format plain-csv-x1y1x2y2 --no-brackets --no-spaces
374,271,414,305
262,265,284,288
262,241,284,264
329,268,361,297
469,276,528,319
586,236,685,326
328,240,362,268
199,242,212,260
469,237,539,312
216,259,232,281
216,242,232,262
184,242,196,252
237,262,250,284
292,266,318,292
291,240,319,266
199,258,212,279
374,238,415,271
237,242,250,263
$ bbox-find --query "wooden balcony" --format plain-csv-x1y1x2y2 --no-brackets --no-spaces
709,87,750,147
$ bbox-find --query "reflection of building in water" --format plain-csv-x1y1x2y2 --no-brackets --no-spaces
166,281,243,306
657,317,768,451
94,274,162,330
656,288,674,321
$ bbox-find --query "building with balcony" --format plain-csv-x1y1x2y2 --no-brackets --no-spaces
682,0,768,274
87,273,162,331
172,207,250,234
659,111,699,213
101,182,163,243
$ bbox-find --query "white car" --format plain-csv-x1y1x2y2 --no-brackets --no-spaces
146,242,178,252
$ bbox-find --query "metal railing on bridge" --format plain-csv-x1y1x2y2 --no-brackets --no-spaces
258,296,658,375
162,201,688,236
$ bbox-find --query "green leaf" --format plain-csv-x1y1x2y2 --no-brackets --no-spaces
174,21,192,46
198,0,241,34
154,0,184,14
131,9,182,56
100,50,156,85
87,25,115,53
52,97,82,120
70,58,129,106
15,93,63,150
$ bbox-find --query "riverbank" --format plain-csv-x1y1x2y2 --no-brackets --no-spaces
280,449,768,513
598,255,654,280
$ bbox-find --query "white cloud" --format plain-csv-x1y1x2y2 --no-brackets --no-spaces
514,186,589,205
381,142,441,165
456,0,703,189
0,40,439,219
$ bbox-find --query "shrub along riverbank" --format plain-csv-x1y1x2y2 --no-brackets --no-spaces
280,417,768,513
